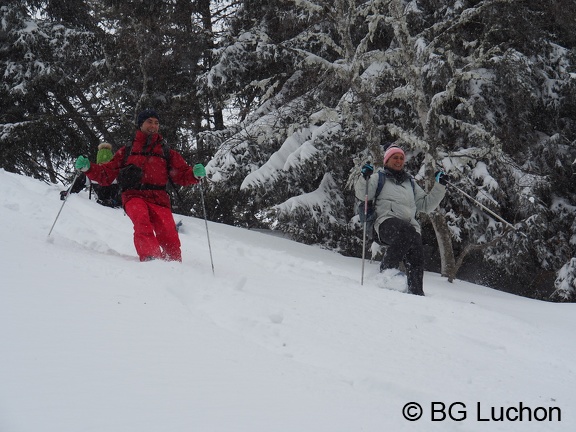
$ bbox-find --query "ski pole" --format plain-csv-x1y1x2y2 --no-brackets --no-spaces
361,172,370,285
48,171,80,237
446,180,516,231
198,179,215,275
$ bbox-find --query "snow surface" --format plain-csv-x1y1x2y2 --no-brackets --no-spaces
1,168,574,432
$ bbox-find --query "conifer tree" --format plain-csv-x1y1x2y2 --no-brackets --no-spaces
203,0,576,299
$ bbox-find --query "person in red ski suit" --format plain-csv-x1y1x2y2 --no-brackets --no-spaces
75,109,206,262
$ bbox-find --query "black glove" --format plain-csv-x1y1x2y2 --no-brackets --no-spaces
435,170,451,186
361,163,374,179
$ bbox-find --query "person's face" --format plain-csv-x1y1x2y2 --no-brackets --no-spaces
386,153,405,171
140,117,160,135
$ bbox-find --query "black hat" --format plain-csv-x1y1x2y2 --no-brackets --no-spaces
137,109,159,127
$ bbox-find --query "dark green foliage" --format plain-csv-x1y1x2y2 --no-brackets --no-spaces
0,0,216,181
200,0,576,300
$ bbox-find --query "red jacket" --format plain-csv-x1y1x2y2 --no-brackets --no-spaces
85,131,199,208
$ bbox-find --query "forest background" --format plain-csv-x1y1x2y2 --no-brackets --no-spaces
2,0,576,301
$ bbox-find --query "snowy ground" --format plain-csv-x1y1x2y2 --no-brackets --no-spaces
1,168,574,432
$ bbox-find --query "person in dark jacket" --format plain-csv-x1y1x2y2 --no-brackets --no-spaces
59,173,87,200
75,109,206,262
91,142,121,208
355,144,449,295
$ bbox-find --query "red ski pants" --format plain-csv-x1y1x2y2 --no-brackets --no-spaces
124,198,182,262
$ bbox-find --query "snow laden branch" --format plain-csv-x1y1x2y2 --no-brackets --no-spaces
240,120,341,190
386,124,430,153
240,127,314,190
421,0,518,52
554,258,576,301
435,115,502,148
274,173,344,224
292,0,324,14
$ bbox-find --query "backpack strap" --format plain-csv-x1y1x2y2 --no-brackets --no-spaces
121,144,131,167
122,135,168,167
374,171,386,198
121,138,184,204
119,137,171,192
374,171,415,198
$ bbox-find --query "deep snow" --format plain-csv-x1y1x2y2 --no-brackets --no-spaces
0,169,574,432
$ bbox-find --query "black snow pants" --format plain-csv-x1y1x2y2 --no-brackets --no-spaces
378,217,425,295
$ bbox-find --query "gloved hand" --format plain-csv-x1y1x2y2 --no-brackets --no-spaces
435,170,451,186
361,163,374,179
75,156,91,172
193,163,206,178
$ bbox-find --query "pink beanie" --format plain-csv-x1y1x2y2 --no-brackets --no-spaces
383,145,405,165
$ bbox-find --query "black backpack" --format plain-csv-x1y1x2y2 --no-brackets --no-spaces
117,137,171,192
116,137,185,206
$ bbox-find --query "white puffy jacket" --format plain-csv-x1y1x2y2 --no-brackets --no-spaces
355,168,446,236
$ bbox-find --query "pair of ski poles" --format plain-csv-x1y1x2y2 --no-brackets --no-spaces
48,171,215,274
360,175,518,285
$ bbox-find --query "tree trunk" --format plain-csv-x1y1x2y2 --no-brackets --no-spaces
388,0,456,280
196,0,224,131
42,147,58,184
429,211,457,282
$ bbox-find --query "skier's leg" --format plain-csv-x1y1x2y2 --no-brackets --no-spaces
403,234,425,295
124,198,163,261
378,218,415,271
148,203,182,262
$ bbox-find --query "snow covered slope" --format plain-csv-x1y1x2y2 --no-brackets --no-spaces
1,169,574,432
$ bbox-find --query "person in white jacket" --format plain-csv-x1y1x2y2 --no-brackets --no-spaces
355,144,449,295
